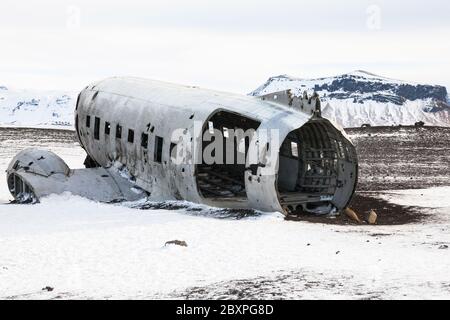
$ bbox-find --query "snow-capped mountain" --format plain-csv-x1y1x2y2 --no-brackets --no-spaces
0,85,76,129
250,70,450,128
2,71,449,130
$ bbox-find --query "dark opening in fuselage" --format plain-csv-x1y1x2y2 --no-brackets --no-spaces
196,110,260,199
277,118,357,215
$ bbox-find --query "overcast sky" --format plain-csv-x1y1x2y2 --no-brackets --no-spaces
1,0,449,93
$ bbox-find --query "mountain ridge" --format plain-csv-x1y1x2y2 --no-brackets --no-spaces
1,71,449,129
0,86,76,129
250,70,450,128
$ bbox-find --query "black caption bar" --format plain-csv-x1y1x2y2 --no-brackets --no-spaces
175,301,274,318
0,300,441,319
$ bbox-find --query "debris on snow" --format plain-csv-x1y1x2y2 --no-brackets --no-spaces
343,207,362,224
42,286,54,292
165,240,188,247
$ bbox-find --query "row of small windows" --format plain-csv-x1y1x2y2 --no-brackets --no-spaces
86,115,164,163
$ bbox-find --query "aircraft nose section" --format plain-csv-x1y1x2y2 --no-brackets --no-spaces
7,148,148,204
6,148,68,203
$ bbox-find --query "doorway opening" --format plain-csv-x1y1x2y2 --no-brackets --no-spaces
196,110,260,199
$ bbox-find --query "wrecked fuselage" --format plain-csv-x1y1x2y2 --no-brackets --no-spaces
7,77,357,215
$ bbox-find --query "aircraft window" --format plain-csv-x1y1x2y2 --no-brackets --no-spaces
75,94,81,110
208,121,214,134
155,136,163,163
116,124,122,139
94,117,100,140
291,141,299,158
223,127,229,138
105,122,110,135
141,133,148,148
280,139,299,159
86,115,91,128
170,142,177,161
128,129,134,143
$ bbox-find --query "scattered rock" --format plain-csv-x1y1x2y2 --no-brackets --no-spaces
367,209,378,224
343,207,362,223
42,286,54,292
369,233,391,237
336,251,340,255
165,240,188,247
438,245,448,249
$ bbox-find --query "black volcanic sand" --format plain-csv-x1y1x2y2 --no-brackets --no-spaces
348,126,450,191
0,127,77,144
286,193,424,225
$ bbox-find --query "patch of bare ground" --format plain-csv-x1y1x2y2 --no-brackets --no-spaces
286,192,425,225
167,270,389,300
286,126,450,225
347,126,450,191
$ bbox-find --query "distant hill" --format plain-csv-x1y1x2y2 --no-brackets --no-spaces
2,71,450,130
0,85,76,129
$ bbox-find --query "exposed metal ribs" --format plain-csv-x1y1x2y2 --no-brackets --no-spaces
277,118,357,214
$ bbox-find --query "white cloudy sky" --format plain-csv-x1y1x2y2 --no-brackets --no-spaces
0,0,449,93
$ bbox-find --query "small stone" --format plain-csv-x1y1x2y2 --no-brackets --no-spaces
336,251,340,254
438,245,448,249
42,286,54,292
165,240,188,247
343,207,362,223
367,209,377,224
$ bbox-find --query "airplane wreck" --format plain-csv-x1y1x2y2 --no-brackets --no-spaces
7,77,358,215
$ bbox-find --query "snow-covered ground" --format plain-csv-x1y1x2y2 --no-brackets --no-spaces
321,98,450,128
1,188,449,299
0,129,449,299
